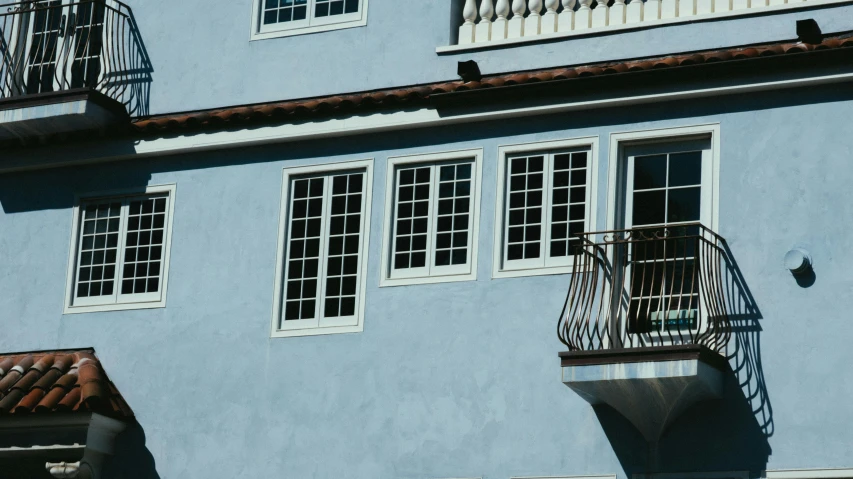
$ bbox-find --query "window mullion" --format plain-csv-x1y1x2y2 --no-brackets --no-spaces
316,176,332,326
307,0,316,25
113,198,131,305
503,157,514,269
540,154,553,269
390,168,403,274
426,164,439,276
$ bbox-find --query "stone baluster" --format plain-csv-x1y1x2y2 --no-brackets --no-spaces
575,0,593,29
731,0,748,9
749,0,768,8
626,0,643,22
678,0,695,16
645,0,661,20
525,0,544,37
660,0,676,18
459,0,478,44
696,0,713,14
476,0,495,42
542,0,560,32
592,0,609,27
610,0,627,24
768,0,784,5
558,0,576,31
493,0,511,39
714,0,731,11
508,0,527,38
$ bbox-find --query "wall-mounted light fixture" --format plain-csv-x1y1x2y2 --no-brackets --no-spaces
784,248,812,274
796,19,823,44
457,60,482,83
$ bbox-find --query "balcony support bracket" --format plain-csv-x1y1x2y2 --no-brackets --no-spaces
560,345,728,442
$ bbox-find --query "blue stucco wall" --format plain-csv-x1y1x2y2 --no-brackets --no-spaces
124,0,853,116
2,87,853,477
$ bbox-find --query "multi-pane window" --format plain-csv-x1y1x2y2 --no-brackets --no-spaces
68,187,174,311
501,149,590,271
279,170,367,330
387,159,477,282
259,0,364,32
627,150,706,334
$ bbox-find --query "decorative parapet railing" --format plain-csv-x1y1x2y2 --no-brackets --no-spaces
0,0,147,111
557,223,732,353
457,0,822,46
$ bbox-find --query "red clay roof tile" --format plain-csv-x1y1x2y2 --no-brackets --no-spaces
0,350,132,418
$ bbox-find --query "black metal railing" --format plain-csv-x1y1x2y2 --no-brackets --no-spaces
0,0,145,108
558,223,732,353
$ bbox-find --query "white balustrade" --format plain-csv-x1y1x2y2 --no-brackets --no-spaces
558,0,575,32
456,0,811,46
542,0,560,33
508,0,527,38
525,0,543,36
476,0,494,42
494,0,511,39
575,0,592,29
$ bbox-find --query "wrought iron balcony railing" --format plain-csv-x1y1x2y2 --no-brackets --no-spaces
0,0,144,109
558,223,732,353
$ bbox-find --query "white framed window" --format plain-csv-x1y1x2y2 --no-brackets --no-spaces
493,137,599,279
250,0,368,41
380,149,483,287
271,159,373,338
606,124,720,341
64,184,177,314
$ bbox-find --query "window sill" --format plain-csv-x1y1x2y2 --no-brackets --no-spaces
63,300,166,315
270,324,364,338
492,264,576,279
250,17,367,41
379,271,477,288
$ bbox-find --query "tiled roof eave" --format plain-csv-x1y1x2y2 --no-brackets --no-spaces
131,33,853,134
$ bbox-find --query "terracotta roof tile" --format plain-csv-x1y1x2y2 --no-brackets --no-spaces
0,349,132,418
131,33,853,133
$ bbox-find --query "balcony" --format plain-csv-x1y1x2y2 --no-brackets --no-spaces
557,224,735,442
0,0,148,141
448,0,838,50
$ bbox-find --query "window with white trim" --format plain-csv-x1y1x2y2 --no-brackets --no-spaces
496,146,593,276
273,161,373,337
65,185,175,313
254,0,367,39
381,150,482,286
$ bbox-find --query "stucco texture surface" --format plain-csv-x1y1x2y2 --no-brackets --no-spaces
1,88,853,477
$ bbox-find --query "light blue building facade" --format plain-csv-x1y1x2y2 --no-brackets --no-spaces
1,1,852,478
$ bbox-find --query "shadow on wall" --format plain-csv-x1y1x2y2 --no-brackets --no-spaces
596,243,772,477
0,165,153,214
103,420,161,479
114,3,154,118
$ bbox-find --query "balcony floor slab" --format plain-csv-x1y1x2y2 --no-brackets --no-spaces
0,89,128,141
560,345,729,442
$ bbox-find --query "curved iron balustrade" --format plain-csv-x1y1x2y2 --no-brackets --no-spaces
0,0,141,105
558,223,732,353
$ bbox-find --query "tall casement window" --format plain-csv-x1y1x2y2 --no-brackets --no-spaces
608,125,719,340
252,0,368,40
380,150,483,287
272,160,373,338
64,185,176,314
493,139,598,278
